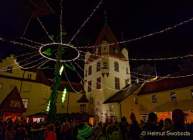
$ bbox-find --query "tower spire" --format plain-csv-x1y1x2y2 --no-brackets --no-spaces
104,10,108,25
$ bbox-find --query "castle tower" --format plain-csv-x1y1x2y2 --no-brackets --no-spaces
84,24,131,122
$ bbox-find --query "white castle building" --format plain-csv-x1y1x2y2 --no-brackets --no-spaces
84,24,131,121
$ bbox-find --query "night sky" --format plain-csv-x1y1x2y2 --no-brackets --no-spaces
1,0,193,79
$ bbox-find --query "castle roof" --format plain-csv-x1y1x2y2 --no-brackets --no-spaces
0,87,26,113
104,74,193,103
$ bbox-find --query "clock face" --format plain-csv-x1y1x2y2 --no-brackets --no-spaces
39,43,80,62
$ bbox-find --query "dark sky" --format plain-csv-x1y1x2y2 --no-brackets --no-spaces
1,0,193,77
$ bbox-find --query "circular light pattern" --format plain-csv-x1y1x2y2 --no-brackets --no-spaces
39,43,80,62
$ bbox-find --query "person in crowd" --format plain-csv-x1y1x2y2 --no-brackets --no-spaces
119,116,129,140
0,121,4,140
4,123,16,140
143,112,160,140
44,123,56,140
163,118,172,131
60,121,73,140
15,123,27,140
158,119,164,131
129,112,141,140
76,119,93,140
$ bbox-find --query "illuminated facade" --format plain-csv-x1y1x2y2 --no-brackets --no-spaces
105,76,193,123
84,25,131,122
0,55,83,116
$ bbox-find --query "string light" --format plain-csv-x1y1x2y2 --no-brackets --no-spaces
20,37,43,45
61,88,67,103
36,17,55,42
38,43,80,62
46,100,50,112
0,37,38,50
60,0,64,43
59,65,64,76
68,0,103,43
77,16,193,49
22,16,32,36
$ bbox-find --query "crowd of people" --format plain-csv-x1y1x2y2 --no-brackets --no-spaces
0,109,193,140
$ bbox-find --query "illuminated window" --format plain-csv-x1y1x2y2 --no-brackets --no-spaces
103,62,108,69
115,77,120,90
114,62,119,72
80,104,86,112
22,98,29,109
7,66,13,73
170,92,177,102
96,77,101,89
152,95,157,103
96,62,101,72
88,81,92,92
88,66,92,75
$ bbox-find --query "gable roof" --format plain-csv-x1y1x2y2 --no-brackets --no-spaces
104,74,193,104
104,83,142,103
138,75,193,95
95,24,119,48
0,87,26,113
77,94,89,103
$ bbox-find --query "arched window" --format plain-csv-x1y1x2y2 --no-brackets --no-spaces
114,62,119,72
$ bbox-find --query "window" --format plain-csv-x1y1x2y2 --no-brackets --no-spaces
170,92,177,102
80,104,86,112
7,66,13,73
126,67,129,74
114,62,119,72
27,74,32,79
115,77,120,90
88,66,92,75
125,79,130,86
96,62,101,72
103,62,108,69
152,95,157,103
22,98,29,109
88,81,92,92
96,77,101,89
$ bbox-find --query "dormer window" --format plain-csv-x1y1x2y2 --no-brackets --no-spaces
170,92,177,102
96,62,101,72
114,62,119,72
7,66,13,73
152,95,157,103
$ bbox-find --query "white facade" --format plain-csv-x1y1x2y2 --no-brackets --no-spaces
84,37,131,121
